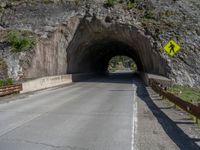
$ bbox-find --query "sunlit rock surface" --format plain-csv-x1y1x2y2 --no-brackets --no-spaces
0,0,199,86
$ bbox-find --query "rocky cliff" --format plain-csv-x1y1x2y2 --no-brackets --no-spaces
0,0,199,86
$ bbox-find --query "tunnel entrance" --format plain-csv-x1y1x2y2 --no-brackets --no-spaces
66,17,168,76
68,39,143,74
108,56,137,73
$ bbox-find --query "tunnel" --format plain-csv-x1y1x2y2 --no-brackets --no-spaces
67,16,167,76
68,40,142,73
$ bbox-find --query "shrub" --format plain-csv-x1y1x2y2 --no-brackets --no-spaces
127,0,135,10
7,31,35,53
0,78,14,87
144,10,155,19
0,80,5,87
6,78,14,85
106,0,116,7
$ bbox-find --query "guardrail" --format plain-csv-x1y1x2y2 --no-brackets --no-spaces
149,79,200,120
0,84,22,97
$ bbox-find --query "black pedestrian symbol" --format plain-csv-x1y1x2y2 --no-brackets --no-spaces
163,39,180,56
169,42,175,53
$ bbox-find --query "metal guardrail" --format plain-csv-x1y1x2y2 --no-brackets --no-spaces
0,84,22,97
149,79,200,120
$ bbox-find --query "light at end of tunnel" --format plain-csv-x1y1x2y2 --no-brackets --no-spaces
108,56,137,74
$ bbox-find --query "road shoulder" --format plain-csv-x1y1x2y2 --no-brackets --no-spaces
135,84,200,150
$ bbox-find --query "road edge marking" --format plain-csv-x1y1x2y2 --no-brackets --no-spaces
132,84,138,150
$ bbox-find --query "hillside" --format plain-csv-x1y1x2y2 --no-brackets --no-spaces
0,0,199,86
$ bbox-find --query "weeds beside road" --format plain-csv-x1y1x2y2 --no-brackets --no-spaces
168,85,200,103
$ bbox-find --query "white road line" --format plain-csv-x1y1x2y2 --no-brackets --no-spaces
131,84,138,150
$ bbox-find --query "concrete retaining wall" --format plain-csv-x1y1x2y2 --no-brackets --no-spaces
21,72,170,94
147,74,172,86
140,72,149,85
21,75,72,93
140,72,172,86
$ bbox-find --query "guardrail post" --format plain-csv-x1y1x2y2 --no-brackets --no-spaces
159,84,162,97
191,100,200,124
173,103,177,109
198,103,200,127
190,100,196,123
163,87,167,100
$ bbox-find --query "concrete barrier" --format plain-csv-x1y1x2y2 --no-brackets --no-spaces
140,72,149,85
140,72,172,86
21,72,169,93
21,75,72,93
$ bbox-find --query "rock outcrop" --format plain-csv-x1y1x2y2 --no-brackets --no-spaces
0,0,199,86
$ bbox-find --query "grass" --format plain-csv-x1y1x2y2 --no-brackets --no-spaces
168,84,200,103
168,85,200,126
0,79,14,87
7,30,35,53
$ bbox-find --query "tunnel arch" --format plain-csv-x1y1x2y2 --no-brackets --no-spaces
68,40,143,73
67,16,167,76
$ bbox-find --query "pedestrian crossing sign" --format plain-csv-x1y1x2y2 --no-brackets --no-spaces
163,39,181,56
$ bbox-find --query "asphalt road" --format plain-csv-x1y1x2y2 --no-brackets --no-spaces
0,73,195,150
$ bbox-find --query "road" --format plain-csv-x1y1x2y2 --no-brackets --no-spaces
0,73,197,150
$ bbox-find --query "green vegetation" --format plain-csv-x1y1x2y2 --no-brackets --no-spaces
108,56,137,72
0,79,14,87
43,0,55,4
7,31,35,53
127,0,135,9
106,0,117,7
105,0,135,9
0,58,7,70
164,10,175,17
168,85,200,126
144,10,155,19
168,85,200,102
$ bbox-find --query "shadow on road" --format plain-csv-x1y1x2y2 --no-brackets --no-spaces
80,72,140,84
83,73,200,149
134,80,200,150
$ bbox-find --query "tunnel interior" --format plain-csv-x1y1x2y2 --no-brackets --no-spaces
68,40,142,74
66,17,167,76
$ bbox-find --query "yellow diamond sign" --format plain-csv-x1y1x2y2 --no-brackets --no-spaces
163,39,181,56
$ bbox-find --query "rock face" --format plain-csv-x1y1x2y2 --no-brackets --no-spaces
66,17,167,76
24,22,73,79
0,58,8,79
0,0,199,86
